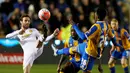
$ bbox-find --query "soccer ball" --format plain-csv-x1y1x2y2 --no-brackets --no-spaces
38,8,51,21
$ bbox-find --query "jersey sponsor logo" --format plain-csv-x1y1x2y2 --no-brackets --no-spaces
0,53,23,64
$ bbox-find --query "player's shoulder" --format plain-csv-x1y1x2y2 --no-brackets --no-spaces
29,28,37,30
92,21,103,28
92,23,100,26
120,28,128,33
121,28,126,31
91,23,100,30
29,28,38,31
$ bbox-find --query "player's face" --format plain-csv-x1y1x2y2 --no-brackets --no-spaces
111,21,118,30
20,17,30,29
71,29,77,38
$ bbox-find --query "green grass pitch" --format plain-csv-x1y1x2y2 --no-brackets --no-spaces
0,64,125,73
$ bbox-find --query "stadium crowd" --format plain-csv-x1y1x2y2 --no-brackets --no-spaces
0,0,129,38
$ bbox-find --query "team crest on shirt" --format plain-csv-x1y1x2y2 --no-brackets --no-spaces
22,29,32,38
29,30,32,33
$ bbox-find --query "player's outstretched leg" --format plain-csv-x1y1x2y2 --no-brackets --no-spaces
108,57,116,73
80,52,95,73
51,44,58,56
51,44,76,56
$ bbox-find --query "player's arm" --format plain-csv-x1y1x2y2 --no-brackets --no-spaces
108,25,122,48
110,36,121,52
108,25,118,46
72,24,87,40
123,29,130,40
110,41,115,55
84,24,100,39
36,28,59,48
6,29,24,39
68,18,86,40
44,28,59,42
73,24,99,40
110,35,120,46
6,30,20,39
109,30,116,54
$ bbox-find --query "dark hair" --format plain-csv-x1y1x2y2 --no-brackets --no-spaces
95,7,107,21
20,14,31,21
42,24,48,38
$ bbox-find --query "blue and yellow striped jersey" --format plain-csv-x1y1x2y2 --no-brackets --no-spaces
121,28,130,50
111,28,125,52
85,21,114,58
64,36,83,48
64,36,83,61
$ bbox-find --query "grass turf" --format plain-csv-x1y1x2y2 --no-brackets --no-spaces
0,64,125,73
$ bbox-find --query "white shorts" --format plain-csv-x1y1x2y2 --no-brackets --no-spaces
23,45,44,69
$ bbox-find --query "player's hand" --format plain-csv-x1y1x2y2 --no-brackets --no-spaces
53,28,59,36
98,64,103,73
68,17,75,25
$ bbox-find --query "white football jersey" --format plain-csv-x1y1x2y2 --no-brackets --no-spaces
6,28,43,51
6,28,55,69
6,28,54,52
18,28,43,51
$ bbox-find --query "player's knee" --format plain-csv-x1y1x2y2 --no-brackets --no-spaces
108,61,115,68
121,63,128,68
121,60,125,65
108,60,112,65
121,59,128,68
108,58,114,66
121,58,126,65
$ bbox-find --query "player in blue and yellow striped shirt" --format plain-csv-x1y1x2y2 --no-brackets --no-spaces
108,18,129,73
52,26,85,73
70,7,121,73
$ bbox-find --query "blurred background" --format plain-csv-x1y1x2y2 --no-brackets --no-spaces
0,0,130,73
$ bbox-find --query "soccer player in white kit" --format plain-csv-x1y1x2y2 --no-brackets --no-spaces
6,14,59,73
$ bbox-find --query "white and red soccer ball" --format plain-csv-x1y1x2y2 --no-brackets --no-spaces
38,8,51,21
